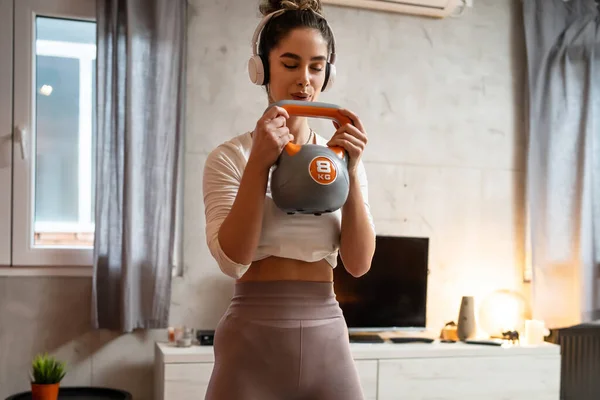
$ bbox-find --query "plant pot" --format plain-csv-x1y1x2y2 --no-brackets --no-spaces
31,383,59,400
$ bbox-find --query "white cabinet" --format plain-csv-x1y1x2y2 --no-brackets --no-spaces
154,341,560,400
377,355,561,400
355,360,378,400
164,363,213,399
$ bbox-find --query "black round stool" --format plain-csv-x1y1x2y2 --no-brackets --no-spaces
5,387,133,400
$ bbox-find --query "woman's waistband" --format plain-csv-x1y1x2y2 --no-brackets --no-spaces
227,280,343,320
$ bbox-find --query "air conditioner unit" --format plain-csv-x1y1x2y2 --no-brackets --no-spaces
321,0,467,18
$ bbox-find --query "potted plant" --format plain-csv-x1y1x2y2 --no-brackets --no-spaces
29,353,67,400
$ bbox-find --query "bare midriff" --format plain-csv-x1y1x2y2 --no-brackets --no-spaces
237,256,333,282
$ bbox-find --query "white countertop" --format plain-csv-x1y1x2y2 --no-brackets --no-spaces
155,340,560,364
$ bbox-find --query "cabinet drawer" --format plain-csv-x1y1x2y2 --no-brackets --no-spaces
162,360,377,400
355,360,378,400
164,363,214,400
378,355,560,400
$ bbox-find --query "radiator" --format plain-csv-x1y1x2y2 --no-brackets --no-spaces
558,323,600,400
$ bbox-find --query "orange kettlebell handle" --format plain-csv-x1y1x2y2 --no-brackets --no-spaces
270,100,353,158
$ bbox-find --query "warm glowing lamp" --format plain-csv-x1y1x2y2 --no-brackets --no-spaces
478,289,529,338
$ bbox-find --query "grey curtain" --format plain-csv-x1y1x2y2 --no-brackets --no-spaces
92,0,187,332
523,0,600,329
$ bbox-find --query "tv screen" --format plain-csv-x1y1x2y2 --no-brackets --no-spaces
333,235,429,330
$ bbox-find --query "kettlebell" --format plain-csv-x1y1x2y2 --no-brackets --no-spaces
269,100,352,216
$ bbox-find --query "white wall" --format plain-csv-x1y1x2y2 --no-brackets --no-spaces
0,1,527,399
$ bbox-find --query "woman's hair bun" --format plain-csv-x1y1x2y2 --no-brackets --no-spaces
259,0,323,16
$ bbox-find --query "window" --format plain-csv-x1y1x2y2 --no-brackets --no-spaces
0,0,96,273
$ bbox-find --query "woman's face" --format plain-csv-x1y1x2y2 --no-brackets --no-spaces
267,27,329,103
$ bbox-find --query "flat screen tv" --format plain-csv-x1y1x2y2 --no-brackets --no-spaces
333,235,429,331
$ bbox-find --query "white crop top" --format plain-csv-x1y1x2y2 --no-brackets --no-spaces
202,130,375,279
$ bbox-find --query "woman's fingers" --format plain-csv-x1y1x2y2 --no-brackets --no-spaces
328,137,362,158
275,127,293,146
329,132,365,151
332,123,368,146
339,108,365,133
262,105,290,122
266,115,287,130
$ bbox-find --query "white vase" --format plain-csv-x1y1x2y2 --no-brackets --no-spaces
457,296,476,341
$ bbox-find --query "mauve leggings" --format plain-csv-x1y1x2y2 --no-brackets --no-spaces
204,281,366,400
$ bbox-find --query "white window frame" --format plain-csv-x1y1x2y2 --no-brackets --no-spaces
0,0,97,276
0,0,14,268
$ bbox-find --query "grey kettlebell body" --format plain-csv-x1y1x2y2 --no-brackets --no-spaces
271,144,350,215
268,100,352,216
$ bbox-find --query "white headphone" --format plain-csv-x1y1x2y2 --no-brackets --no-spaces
248,9,337,92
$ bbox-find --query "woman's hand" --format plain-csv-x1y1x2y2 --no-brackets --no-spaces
327,109,368,175
248,105,293,171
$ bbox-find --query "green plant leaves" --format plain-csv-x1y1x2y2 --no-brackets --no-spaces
30,353,67,384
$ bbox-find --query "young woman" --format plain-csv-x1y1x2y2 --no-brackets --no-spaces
202,0,376,398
